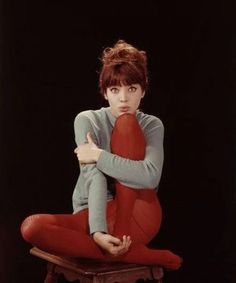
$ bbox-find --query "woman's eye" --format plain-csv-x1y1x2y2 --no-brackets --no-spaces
110,87,119,93
128,86,137,92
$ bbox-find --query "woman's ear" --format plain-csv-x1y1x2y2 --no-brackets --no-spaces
141,91,145,98
104,93,108,100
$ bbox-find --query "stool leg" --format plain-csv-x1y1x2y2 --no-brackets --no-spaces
150,267,164,283
153,278,164,283
44,263,59,283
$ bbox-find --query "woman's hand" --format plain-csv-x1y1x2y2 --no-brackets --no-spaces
74,132,102,163
93,232,132,257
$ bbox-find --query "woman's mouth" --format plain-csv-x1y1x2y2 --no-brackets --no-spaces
119,107,130,112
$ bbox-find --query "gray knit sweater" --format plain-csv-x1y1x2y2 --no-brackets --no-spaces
72,107,164,234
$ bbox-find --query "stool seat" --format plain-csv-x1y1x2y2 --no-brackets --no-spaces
30,247,164,283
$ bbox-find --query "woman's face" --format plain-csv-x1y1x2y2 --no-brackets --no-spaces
104,83,145,118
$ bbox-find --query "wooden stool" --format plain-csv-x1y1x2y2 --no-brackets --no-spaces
30,247,164,283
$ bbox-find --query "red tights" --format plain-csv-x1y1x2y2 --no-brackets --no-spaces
20,114,182,270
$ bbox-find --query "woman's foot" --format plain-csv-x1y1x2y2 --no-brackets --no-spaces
157,250,183,270
110,244,183,270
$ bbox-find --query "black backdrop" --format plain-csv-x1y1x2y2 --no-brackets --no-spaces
1,1,236,283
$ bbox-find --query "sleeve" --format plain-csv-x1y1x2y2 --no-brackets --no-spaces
74,113,108,234
96,118,164,189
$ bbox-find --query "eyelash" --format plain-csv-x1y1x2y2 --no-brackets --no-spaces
110,86,137,93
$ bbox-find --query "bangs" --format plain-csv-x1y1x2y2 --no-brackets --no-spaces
102,63,144,89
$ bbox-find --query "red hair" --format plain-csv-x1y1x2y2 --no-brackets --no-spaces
99,40,148,95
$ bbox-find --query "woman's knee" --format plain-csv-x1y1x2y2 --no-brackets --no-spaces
112,113,145,159
20,214,45,242
114,113,139,136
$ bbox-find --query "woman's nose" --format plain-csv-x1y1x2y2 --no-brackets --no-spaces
119,91,128,102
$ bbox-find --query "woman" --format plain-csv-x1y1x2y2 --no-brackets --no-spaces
21,40,182,270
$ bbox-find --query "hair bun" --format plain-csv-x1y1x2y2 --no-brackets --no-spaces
101,40,147,67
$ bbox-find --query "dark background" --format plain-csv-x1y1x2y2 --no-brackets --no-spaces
1,1,236,283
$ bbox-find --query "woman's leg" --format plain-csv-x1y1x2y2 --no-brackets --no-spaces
107,243,182,270
110,113,159,241
109,113,182,270
20,210,105,259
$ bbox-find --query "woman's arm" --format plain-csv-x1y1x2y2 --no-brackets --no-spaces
74,113,108,234
96,118,164,189
75,114,164,189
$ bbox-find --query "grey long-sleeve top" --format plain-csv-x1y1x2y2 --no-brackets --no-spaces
72,107,164,234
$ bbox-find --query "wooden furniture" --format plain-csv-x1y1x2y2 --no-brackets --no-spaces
30,247,164,283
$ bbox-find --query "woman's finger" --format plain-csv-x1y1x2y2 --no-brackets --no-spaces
86,132,94,144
